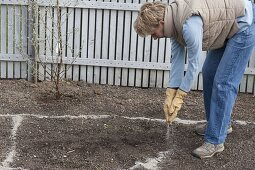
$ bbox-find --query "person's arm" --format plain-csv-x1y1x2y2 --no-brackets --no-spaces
168,39,185,88
166,16,203,123
164,37,186,123
179,16,203,92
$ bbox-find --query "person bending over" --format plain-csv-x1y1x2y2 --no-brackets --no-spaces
134,0,255,158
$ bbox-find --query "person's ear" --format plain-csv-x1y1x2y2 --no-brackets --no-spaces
159,20,164,25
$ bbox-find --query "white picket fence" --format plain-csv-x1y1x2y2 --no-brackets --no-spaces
0,0,255,94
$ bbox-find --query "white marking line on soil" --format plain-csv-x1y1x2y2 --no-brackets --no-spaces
2,116,23,168
0,166,27,170
0,114,255,126
234,120,248,125
129,150,173,170
0,166,25,170
0,114,111,120
121,116,206,125
0,114,254,170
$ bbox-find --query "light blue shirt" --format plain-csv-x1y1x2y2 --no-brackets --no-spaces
169,0,253,92
237,0,254,32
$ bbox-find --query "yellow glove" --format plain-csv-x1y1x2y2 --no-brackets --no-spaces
168,89,187,123
163,88,177,123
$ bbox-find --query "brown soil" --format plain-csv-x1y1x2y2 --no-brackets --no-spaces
0,79,254,169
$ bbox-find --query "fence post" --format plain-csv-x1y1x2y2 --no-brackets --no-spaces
27,0,38,82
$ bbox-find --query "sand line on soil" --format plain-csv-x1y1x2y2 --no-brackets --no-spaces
2,116,23,168
0,167,27,170
0,114,253,170
121,116,206,125
233,120,248,125
128,150,173,170
0,114,111,119
0,114,254,125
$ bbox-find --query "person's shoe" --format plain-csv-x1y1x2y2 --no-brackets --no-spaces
195,124,233,136
191,142,224,159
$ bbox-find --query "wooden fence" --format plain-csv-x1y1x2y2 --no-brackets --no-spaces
0,0,255,94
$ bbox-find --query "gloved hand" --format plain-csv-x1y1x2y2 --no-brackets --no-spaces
168,89,187,123
163,88,177,123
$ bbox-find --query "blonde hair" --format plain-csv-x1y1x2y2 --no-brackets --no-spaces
134,1,166,37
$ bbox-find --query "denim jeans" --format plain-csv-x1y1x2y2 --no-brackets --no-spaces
202,5,255,144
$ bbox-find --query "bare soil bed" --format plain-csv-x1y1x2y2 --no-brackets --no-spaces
0,79,254,170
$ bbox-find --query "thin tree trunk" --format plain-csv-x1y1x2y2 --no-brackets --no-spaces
55,0,63,99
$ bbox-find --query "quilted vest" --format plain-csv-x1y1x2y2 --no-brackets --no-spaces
170,0,245,50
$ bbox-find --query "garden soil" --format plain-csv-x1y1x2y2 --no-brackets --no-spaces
0,79,254,170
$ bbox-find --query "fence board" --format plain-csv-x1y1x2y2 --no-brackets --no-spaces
246,50,255,93
60,7,67,80
115,0,124,86
51,6,58,82
149,39,158,87
94,2,103,84
136,36,143,87
107,0,117,85
80,7,88,81
73,8,81,81
20,5,27,79
136,40,142,88
100,0,110,85
246,50,255,94
163,39,171,88
128,10,138,87
7,5,14,79
1,5,7,78
38,7,46,81
121,0,131,86
66,7,74,80
45,7,53,80
157,38,166,88
87,4,96,84
14,5,21,79
27,2,34,81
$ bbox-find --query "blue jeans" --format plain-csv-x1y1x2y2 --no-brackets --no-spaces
202,6,255,144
